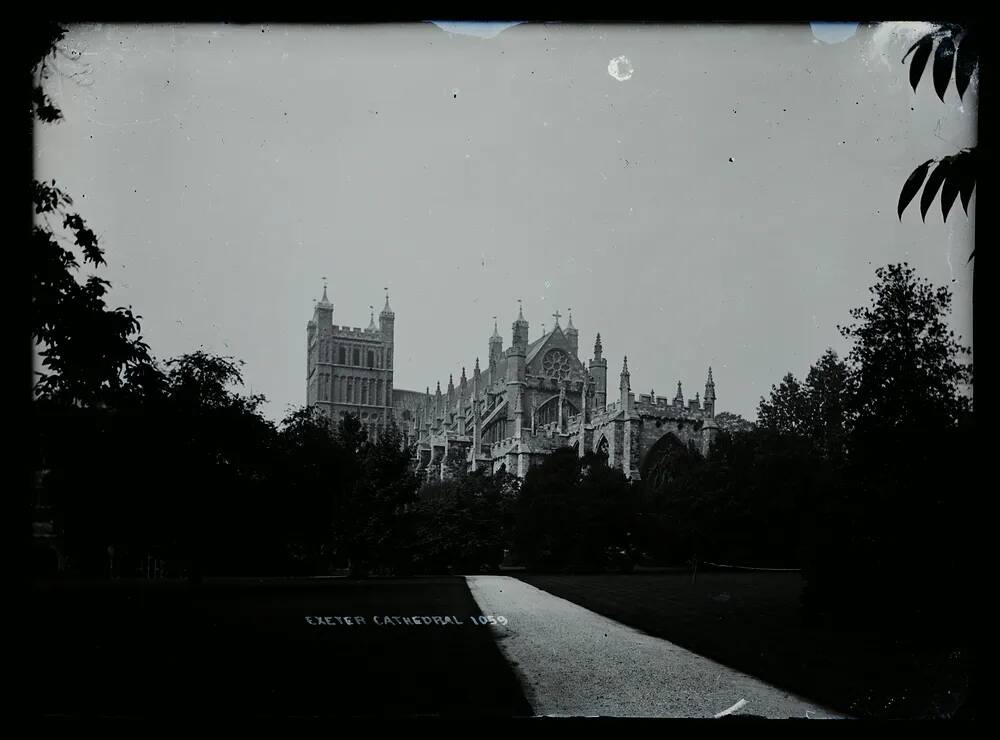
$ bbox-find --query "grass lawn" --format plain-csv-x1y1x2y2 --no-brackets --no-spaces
27,577,532,718
516,571,970,719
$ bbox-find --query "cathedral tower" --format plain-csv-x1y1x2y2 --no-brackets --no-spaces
306,280,395,435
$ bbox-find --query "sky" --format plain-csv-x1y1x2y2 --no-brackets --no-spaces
34,21,976,422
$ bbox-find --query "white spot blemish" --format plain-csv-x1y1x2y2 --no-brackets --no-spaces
430,21,523,39
608,55,634,82
809,22,859,45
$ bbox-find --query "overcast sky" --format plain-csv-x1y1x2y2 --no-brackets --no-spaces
35,21,976,422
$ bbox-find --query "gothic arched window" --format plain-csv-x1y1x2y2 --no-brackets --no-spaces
368,350,375,368
339,346,346,364
596,435,610,460
353,348,360,366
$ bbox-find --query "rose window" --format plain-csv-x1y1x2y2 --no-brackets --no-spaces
542,348,571,379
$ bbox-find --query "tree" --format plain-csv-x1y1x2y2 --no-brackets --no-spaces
408,467,519,574
30,21,70,123
757,372,810,435
514,448,633,572
636,427,826,568
32,122,152,405
756,350,852,460
713,411,755,435
799,264,975,631
801,349,853,460
30,23,153,406
331,415,420,577
29,22,160,577
838,263,972,433
271,405,345,571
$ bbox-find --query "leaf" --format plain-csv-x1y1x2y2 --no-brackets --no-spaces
959,149,977,214
933,36,956,102
898,159,934,219
906,35,934,92
940,165,961,221
955,31,978,100
920,160,950,221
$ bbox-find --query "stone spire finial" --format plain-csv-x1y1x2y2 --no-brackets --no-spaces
567,308,575,330
491,316,501,339
517,299,525,322
367,305,376,330
318,277,332,306
381,286,394,316
461,366,467,382
475,357,480,372
705,366,717,402
594,333,603,360
675,381,684,401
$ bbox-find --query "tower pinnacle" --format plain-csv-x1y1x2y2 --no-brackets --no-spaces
318,277,332,307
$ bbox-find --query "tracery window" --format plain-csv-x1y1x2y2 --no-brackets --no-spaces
542,348,571,380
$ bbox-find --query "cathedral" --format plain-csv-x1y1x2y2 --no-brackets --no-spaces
306,285,719,483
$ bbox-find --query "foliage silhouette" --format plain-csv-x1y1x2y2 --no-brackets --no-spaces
513,448,634,572
897,23,979,248
407,467,520,574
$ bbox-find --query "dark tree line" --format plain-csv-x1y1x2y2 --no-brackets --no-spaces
633,263,973,630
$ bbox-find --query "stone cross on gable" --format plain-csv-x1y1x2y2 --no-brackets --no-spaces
552,309,561,327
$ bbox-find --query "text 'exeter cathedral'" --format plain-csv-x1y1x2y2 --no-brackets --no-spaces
307,285,719,483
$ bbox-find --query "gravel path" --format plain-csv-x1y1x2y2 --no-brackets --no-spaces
467,575,846,719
